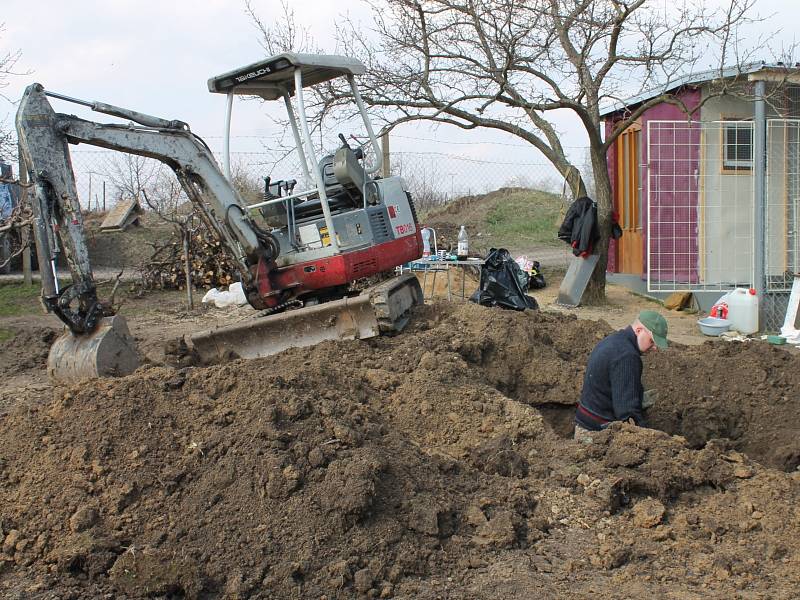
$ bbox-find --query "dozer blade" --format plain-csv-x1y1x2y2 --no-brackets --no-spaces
48,315,140,383
187,273,423,363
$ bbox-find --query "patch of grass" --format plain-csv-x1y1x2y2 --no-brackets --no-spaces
485,190,564,248
0,327,14,342
0,283,44,317
0,279,71,317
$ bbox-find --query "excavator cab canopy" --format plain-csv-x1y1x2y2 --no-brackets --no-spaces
208,52,381,257
207,53,366,100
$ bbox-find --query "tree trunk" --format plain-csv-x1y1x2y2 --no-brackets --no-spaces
583,145,613,305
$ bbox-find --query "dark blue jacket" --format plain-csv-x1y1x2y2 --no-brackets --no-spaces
575,326,645,431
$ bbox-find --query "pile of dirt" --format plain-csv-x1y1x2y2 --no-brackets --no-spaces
0,304,799,598
422,187,564,258
422,187,526,253
0,327,59,377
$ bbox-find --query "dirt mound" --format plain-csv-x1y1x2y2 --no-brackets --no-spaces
1,304,800,598
0,327,59,377
422,187,564,259
83,214,172,270
422,187,529,252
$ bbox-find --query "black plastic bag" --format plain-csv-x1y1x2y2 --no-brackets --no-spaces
469,248,539,311
528,260,547,290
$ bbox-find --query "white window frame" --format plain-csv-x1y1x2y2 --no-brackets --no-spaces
722,120,753,171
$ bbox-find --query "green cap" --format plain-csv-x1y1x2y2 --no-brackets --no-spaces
639,310,668,348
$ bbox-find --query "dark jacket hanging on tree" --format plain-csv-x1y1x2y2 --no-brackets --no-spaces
558,196,599,257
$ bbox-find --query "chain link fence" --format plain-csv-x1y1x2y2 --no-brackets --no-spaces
14,128,800,332
764,119,800,331
67,144,570,214
645,119,800,331
646,120,755,292
3,136,579,276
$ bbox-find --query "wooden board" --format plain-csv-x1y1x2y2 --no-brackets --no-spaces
100,198,142,231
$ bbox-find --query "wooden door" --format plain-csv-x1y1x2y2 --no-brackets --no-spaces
616,125,644,274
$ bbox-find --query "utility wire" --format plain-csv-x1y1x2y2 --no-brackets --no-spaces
194,133,589,150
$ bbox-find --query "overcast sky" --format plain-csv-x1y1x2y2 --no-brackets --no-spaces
2,0,799,172
1,1,369,147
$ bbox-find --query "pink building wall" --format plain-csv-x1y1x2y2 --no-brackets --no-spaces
605,88,702,281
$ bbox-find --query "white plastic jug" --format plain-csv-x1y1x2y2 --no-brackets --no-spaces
726,288,759,334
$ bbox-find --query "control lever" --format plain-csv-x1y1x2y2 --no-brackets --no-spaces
264,176,284,200
348,134,366,160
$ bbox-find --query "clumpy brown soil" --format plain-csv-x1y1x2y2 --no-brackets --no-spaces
0,327,59,377
0,303,799,598
646,341,800,472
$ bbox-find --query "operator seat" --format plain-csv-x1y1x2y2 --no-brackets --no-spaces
281,147,372,223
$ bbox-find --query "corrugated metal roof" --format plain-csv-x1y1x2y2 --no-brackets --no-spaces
599,61,800,118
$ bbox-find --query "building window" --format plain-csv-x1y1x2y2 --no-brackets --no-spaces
722,120,753,171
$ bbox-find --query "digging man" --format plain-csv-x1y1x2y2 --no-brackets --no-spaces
574,310,668,441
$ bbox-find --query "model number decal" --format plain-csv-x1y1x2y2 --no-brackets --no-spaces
395,223,414,235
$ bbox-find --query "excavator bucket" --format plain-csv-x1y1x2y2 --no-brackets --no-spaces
48,315,140,383
187,274,423,363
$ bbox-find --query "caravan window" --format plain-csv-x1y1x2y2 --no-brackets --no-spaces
722,120,753,171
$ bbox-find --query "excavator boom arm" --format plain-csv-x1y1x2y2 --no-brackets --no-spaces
16,83,275,329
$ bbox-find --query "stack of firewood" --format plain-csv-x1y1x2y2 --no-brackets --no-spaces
137,227,240,291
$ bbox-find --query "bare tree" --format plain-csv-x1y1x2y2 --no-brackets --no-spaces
135,172,193,307
0,203,32,271
245,0,316,55
0,25,29,272
0,23,24,162
229,157,265,204
105,153,160,207
255,0,767,301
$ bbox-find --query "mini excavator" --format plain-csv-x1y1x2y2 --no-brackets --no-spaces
16,53,423,382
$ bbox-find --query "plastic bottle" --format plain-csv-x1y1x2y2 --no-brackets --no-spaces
457,225,469,259
421,227,432,257
710,301,728,320
726,288,759,334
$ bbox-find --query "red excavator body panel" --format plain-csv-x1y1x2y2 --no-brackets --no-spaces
253,230,422,308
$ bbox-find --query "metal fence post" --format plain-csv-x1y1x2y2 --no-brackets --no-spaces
381,133,390,179
754,80,766,329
